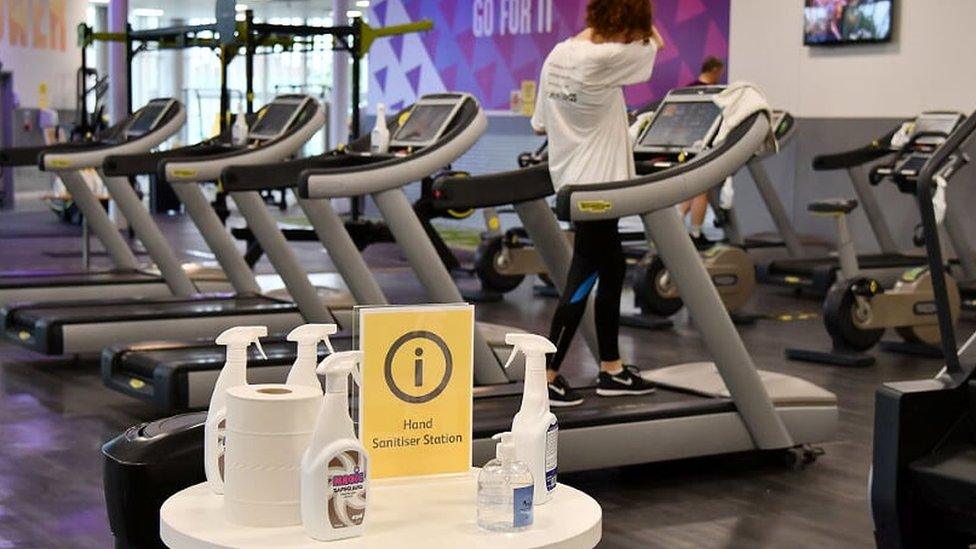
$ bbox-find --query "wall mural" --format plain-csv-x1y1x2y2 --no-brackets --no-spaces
368,0,731,113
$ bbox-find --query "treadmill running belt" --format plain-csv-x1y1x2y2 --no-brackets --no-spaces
0,270,160,289
473,388,733,437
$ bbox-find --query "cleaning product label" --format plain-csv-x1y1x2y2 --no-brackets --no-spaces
217,419,226,480
326,450,367,529
513,485,534,528
545,421,558,492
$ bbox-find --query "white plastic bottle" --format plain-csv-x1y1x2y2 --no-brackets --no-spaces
504,333,559,505
477,432,534,532
370,103,390,154
204,325,267,495
285,323,338,392
232,101,248,146
301,350,368,541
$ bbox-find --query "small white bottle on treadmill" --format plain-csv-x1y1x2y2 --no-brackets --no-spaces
231,101,248,146
370,103,390,154
204,325,267,494
504,333,559,504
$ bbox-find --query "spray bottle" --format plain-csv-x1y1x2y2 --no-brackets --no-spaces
370,103,390,154
204,325,267,495
504,333,558,505
285,323,338,392
232,101,248,146
301,351,368,541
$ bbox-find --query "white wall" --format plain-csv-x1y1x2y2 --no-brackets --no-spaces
729,0,975,118
0,0,89,109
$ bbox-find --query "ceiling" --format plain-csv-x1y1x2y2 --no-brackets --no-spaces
116,0,362,23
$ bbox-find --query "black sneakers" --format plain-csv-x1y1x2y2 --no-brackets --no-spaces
691,233,715,251
548,374,584,407
596,365,657,397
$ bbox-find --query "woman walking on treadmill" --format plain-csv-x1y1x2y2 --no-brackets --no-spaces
532,0,663,406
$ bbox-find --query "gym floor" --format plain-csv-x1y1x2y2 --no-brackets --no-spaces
0,208,963,548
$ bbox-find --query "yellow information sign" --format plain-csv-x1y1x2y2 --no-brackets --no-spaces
358,304,473,479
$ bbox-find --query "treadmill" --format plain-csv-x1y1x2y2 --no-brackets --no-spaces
1,95,327,356
430,91,836,468
758,113,968,294
102,93,521,409
0,99,229,305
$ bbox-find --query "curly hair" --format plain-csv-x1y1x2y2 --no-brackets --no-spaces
586,0,655,43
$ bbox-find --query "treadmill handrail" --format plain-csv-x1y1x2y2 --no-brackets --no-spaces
219,109,410,192
812,126,899,171
221,152,384,192
39,104,187,171
298,95,488,199
431,164,554,209
103,142,236,177
0,142,106,167
556,112,769,222
160,101,326,184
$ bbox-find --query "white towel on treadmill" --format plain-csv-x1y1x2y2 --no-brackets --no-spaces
714,81,777,154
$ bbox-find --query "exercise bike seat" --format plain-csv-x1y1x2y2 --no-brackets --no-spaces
808,198,859,216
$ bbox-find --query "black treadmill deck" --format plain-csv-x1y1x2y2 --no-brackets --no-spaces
0,269,161,289
3,294,296,354
103,337,339,408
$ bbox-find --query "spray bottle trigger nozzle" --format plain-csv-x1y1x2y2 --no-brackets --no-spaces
503,348,519,370
252,338,267,360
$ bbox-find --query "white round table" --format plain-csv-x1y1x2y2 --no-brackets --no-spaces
161,473,602,548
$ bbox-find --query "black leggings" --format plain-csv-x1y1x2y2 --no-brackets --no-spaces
547,220,625,371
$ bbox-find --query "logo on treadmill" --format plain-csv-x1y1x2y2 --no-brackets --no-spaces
577,200,612,214
48,159,72,169
171,168,198,178
383,331,453,404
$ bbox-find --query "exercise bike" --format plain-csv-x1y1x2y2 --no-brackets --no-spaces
787,116,967,367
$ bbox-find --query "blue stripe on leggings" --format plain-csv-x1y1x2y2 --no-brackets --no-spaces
570,272,599,304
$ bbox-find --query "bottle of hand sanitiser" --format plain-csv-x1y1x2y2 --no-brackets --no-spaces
370,103,390,154
205,326,267,494
285,323,338,392
301,350,368,541
505,333,559,505
477,432,534,532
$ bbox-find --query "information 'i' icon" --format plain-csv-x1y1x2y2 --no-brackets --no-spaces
414,347,424,387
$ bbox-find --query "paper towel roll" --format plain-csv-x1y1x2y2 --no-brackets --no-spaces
224,383,321,527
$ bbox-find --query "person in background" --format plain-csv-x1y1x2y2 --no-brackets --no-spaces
531,0,664,406
677,56,726,249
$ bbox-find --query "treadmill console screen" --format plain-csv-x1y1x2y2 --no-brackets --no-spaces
125,99,175,138
911,114,962,146
635,101,722,154
249,97,310,141
390,98,464,148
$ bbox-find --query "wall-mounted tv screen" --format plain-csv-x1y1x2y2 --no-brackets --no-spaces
804,0,893,46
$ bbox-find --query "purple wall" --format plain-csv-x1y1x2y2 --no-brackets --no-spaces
368,0,730,112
